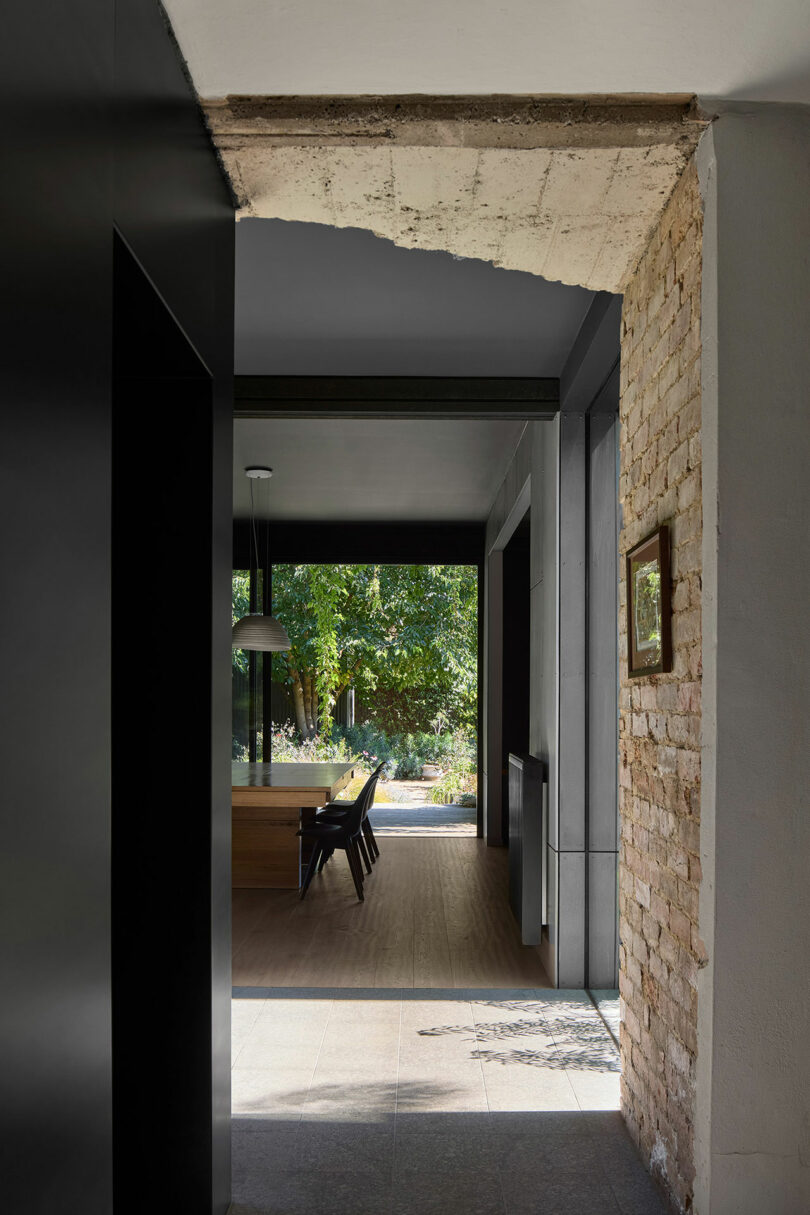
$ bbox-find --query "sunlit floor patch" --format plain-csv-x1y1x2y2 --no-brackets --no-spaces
369,803,477,836
231,989,667,1214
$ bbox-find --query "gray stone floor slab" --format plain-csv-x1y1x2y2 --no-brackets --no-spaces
231,991,667,1214
500,1173,623,1214
391,1172,507,1214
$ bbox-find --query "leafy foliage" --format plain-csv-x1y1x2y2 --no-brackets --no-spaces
269,720,356,765
232,571,251,677
266,564,478,736
429,729,477,804
266,718,477,806
356,686,463,736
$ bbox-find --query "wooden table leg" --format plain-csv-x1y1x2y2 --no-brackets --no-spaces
298,807,319,886
232,801,303,889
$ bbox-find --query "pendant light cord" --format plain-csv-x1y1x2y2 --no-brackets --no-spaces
249,478,261,610
265,476,270,615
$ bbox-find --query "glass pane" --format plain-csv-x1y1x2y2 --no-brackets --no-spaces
267,563,478,819
232,570,250,760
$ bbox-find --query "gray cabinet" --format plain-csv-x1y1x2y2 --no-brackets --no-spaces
508,753,547,945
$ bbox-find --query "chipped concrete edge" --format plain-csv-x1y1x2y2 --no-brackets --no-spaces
203,93,707,151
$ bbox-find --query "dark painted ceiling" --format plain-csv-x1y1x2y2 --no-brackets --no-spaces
235,219,594,376
233,417,527,522
233,218,595,522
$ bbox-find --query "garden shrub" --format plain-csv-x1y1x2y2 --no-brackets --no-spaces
267,719,477,802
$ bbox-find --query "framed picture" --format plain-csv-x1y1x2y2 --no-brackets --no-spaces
626,524,672,678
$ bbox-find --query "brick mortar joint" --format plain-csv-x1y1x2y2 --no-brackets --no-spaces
617,155,703,1214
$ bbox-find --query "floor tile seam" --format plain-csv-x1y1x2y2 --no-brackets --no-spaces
542,1003,621,1073
392,994,404,1156
543,995,614,1030
529,1018,585,1112
586,989,622,1054
493,1140,511,1215
471,994,556,1083
469,996,500,1121
299,997,334,1103
230,998,268,1070
470,993,555,1030
230,1037,252,1070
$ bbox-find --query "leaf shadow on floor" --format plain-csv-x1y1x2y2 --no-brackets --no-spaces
414,1010,620,1072
239,1077,482,1115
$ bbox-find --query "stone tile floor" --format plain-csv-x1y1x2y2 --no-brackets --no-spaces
231,989,668,1214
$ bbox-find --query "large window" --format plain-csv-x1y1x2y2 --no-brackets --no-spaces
232,563,478,806
232,567,266,760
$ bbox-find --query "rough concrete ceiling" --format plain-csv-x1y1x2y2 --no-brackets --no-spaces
207,96,705,293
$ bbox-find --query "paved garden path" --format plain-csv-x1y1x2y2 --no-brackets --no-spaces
370,802,477,835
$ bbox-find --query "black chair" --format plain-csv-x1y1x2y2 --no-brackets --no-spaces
317,762,383,874
297,764,383,901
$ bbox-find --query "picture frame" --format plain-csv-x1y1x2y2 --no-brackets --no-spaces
626,524,672,678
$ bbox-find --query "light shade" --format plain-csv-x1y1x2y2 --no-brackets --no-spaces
232,613,291,652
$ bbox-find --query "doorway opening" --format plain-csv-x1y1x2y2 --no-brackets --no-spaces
233,559,480,837
229,406,555,992
227,216,626,1209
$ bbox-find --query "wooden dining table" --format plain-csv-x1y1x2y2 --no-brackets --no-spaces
231,761,355,889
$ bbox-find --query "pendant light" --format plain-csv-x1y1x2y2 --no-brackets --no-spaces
232,466,291,652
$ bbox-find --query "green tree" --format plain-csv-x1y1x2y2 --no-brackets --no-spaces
232,570,251,678
269,564,477,738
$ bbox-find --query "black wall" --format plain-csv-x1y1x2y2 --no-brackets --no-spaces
234,520,485,568
1,6,114,1212
1,4,234,1212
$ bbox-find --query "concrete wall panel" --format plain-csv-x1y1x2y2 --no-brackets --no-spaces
696,105,810,1215
557,851,587,988
588,414,619,852
588,851,619,989
558,413,587,852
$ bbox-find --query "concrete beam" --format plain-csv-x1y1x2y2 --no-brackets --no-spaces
204,95,705,293
205,93,704,149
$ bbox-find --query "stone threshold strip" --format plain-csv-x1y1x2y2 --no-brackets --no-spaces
202,93,708,293
233,986,616,1007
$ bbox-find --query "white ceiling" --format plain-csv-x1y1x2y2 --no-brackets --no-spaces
233,418,527,522
164,0,810,104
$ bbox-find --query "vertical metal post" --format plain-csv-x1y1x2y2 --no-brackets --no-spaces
248,553,258,763
262,556,273,760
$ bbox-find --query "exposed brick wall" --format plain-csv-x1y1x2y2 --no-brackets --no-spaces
618,159,703,1213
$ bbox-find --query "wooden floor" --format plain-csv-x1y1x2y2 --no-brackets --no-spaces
232,836,551,988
